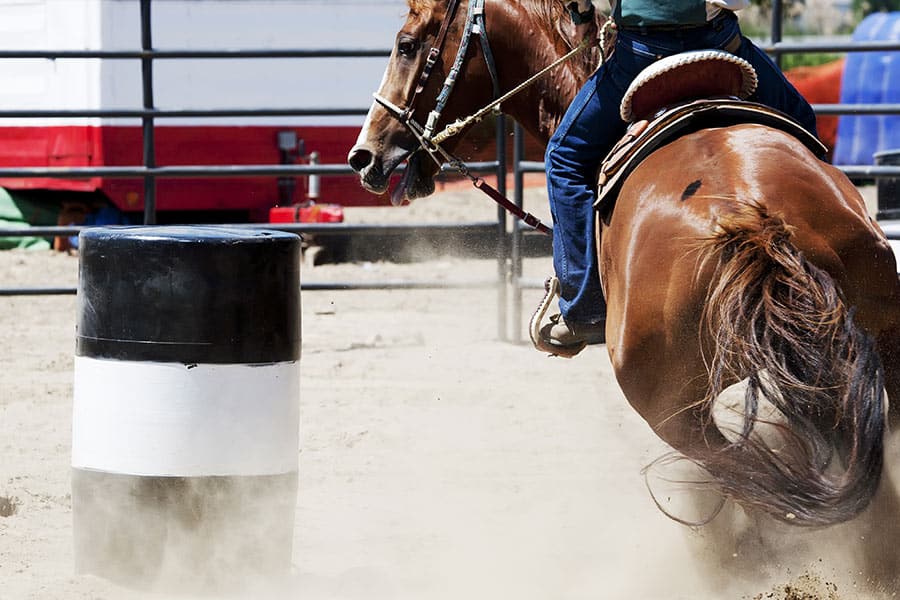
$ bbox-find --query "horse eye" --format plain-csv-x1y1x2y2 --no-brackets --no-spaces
397,38,418,57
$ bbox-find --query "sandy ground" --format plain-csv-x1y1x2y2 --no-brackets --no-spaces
0,185,896,600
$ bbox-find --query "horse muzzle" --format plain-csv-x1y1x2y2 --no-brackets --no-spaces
348,144,435,205
347,143,392,194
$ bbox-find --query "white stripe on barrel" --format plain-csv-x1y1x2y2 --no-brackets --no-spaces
71,225,301,591
72,358,299,477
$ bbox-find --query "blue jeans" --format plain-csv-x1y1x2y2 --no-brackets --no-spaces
545,11,818,325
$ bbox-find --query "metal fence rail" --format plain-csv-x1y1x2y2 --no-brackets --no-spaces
0,0,515,339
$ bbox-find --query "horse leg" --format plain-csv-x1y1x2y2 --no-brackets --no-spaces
609,328,781,587
867,326,900,588
877,327,900,432
849,460,900,590
620,354,900,593
838,259,900,431
824,226,900,430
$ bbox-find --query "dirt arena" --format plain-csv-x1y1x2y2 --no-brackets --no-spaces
1,184,897,599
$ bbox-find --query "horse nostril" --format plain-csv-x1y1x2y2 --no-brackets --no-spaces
348,147,374,173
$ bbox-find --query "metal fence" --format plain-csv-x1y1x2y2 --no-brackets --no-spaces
2,0,900,343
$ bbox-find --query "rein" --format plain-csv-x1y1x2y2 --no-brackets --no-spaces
375,92,553,235
375,1,608,236
432,37,590,145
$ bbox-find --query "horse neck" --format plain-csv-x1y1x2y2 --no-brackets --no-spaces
488,1,591,146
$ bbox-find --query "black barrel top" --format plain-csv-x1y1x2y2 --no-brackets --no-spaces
76,226,301,364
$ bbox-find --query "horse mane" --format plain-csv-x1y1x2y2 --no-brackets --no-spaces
512,0,603,83
518,0,564,23
407,0,601,85
406,0,565,23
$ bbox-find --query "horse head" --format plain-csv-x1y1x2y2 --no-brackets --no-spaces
348,0,514,205
348,1,598,205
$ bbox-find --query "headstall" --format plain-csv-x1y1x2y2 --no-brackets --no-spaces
373,0,555,235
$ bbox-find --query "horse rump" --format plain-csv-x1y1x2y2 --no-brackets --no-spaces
695,201,885,527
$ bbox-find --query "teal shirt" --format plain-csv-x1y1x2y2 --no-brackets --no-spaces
613,0,709,27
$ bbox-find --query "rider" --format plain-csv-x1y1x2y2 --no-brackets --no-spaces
540,0,818,354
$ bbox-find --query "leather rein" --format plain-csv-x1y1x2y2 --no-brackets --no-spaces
373,0,553,236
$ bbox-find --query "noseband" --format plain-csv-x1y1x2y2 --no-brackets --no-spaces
376,0,500,149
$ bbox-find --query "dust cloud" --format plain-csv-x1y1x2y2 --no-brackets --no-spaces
72,473,298,597
2,186,899,599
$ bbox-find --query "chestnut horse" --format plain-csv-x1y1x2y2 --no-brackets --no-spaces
349,0,900,557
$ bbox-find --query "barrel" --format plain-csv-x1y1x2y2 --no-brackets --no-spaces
71,226,301,591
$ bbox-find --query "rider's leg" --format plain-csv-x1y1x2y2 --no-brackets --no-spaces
697,11,817,137
734,39,819,137
638,11,817,138
543,61,629,348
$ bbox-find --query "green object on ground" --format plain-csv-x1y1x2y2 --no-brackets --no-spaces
0,187,56,250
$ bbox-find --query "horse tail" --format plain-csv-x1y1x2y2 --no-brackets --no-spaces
697,202,884,527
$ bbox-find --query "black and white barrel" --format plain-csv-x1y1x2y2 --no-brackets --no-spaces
72,226,301,589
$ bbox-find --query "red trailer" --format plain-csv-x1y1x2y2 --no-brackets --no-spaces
0,0,404,224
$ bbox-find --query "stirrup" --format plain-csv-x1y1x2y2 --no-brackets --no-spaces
529,276,588,358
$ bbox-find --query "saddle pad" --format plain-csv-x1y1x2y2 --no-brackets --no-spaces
594,98,828,210
621,50,758,122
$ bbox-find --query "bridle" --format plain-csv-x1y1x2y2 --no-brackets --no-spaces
373,0,554,235
371,0,599,236
374,0,500,165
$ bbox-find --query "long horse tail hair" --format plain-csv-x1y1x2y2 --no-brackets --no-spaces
696,201,884,527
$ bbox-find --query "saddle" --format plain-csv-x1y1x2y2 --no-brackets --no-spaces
594,51,828,211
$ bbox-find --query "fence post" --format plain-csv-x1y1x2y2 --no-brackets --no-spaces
141,0,157,224
771,0,784,68
511,122,525,344
495,114,509,341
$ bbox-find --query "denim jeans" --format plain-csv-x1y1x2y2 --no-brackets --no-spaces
544,11,818,325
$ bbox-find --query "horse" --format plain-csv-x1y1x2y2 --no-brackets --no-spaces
348,0,900,589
